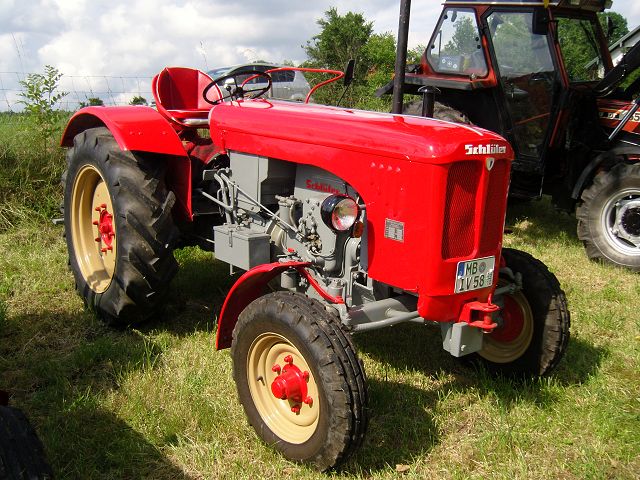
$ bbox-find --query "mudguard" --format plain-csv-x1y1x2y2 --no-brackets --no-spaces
60,106,193,220
216,261,312,350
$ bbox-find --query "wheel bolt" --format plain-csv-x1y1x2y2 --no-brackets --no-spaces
92,220,99,226
271,364,281,373
291,405,301,414
284,355,293,364
95,237,101,243
303,396,313,406
302,371,310,381
100,203,107,209
94,206,101,212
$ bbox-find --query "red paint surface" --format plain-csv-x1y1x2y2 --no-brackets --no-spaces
60,106,193,221
210,100,513,330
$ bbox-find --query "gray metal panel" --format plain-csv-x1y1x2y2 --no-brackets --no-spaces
213,225,271,271
441,322,484,357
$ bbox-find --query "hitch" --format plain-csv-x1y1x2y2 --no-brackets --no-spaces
460,300,499,332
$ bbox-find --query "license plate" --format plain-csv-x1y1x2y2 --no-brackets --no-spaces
455,256,495,293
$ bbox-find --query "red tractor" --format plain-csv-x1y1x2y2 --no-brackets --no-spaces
384,0,640,271
60,65,569,469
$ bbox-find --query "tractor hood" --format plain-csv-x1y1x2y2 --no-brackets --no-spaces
209,99,511,166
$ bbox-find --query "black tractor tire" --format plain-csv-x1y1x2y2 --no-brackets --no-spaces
576,163,640,271
476,248,570,377
231,291,368,471
0,406,53,479
63,127,179,326
402,99,471,124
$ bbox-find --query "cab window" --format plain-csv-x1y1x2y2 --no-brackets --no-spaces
556,17,605,82
427,8,487,77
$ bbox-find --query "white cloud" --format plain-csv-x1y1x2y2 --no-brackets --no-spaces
1,0,639,110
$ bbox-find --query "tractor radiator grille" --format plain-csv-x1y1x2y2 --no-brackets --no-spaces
442,161,481,259
480,159,510,254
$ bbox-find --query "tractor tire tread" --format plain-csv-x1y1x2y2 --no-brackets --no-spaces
63,127,179,327
0,406,53,479
232,292,368,471
576,163,640,271
500,248,570,376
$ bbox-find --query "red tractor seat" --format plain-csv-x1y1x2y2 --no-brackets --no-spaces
152,67,220,127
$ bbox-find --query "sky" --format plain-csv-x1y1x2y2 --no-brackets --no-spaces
1,0,639,109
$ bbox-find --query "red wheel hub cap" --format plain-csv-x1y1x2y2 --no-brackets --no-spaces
270,356,310,405
490,295,525,343
93,203,115,251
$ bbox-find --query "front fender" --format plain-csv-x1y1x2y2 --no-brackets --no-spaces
61,106,193,220
215,261,311,350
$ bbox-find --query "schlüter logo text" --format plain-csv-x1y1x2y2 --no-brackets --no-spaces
464,144,507,156
306,179,342,195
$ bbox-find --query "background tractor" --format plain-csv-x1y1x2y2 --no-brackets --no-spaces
60,64,569,470
383,0,640,271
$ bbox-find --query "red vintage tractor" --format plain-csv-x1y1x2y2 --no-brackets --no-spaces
384,0,640,271
60,64,569,469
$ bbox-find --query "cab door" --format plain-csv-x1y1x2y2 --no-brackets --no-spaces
486,10,558,164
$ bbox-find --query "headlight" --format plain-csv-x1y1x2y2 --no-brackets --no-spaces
321,195,359,232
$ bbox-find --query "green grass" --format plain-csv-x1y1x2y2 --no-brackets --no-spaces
0,112,69,231
0,118,638,479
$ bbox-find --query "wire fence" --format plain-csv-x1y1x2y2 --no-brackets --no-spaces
0,71,154,114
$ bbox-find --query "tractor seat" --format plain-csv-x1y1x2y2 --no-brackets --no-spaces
152,67,220,127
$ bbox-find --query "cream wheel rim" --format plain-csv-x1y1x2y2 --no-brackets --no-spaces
480,289,534,364
247,332,320,444
70,165,117,294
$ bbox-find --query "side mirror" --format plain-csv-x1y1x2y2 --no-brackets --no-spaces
606,16,615,40
344,59,355,87
532,8,550,36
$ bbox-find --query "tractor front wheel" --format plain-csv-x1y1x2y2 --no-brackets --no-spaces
478,248,570,377
577,163,640,271
231,292,368,471
63,127,179,326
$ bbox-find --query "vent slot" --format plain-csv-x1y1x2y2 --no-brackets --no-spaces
442,161,481,259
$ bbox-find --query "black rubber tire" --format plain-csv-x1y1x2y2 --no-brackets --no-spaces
576,163,640,271
63,127,179,326
402,100,471,124
231,292,368,471
476,248,570,377
0,406,53,479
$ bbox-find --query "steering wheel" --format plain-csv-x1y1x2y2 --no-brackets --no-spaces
203,70,273,105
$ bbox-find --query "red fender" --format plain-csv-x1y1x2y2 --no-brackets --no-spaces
215,261,346,350
60,106,194,221
215,261,309,349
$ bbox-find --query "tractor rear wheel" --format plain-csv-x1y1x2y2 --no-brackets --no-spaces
63,127,179,326
231,292,368,471
576,163,640,271
477,248,570,377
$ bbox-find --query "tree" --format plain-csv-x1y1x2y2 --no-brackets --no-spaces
598,11,628,44
129,95,148,106
304,7,373,79
18,65,68,147
79,97,104,107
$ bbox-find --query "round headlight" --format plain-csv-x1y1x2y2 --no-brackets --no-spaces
321,195,359,232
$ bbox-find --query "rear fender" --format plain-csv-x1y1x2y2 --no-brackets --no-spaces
215,261,313,350
61,106,194,220
571,145,640,200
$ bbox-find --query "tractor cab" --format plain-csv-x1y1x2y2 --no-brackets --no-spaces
385,0,640,271
405,0,618,198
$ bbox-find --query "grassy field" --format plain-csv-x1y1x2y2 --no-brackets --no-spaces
0,118,639,479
